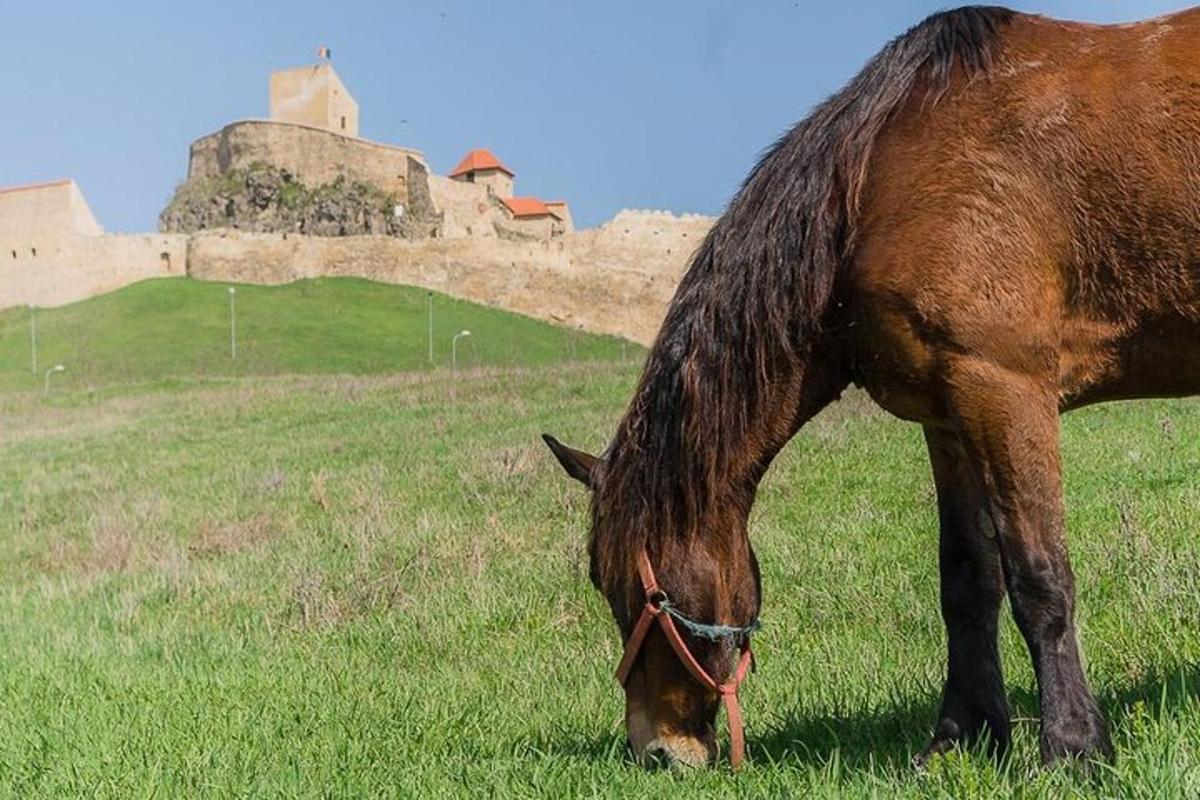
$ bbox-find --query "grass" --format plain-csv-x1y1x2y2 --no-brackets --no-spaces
0,353,1197,796
0,277,636,393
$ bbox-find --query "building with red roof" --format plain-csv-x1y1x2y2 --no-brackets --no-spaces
449,148,515,198
501,197,557,219
448,148,573,235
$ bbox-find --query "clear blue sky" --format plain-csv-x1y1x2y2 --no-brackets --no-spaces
1,1,1188,232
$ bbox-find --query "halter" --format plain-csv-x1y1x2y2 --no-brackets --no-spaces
614,549,758,769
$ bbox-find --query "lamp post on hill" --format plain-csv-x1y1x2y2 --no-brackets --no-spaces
427,291,434,365
452,330,471,374
44,364,64,397
228,287,237,360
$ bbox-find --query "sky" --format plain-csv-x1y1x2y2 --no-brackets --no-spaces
2,0,1190,232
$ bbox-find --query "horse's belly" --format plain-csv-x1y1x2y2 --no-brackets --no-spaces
1065,317,1200,408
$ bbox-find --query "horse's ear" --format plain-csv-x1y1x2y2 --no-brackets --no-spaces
542,434,598,488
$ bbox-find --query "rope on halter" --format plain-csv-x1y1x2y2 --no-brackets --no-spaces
657,599,761,643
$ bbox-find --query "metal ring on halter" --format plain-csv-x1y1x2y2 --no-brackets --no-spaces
647,590,669,613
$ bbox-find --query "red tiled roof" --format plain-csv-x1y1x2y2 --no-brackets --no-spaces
449,148,514,178
0,179,71,196
503,197,561,219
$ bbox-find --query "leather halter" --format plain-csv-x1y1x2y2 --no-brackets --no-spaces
614,549,755,769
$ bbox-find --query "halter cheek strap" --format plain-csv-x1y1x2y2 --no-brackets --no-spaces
614,549,756,770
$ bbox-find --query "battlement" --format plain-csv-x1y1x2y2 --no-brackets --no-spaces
606,208,712,223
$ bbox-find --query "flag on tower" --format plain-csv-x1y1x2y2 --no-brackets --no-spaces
317,46,331,60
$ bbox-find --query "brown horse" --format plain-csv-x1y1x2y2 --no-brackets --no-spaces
545,6,1200,769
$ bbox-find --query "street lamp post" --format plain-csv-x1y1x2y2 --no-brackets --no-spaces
228,287,237,360
427,291,434,365
28,304,37,375
452,330,471,374
43,364,64,396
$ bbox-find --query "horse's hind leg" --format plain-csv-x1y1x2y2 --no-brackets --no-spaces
947,362,1114,765
914,427,1010,768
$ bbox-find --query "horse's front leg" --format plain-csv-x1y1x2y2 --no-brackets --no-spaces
948,363,1113,765
914,426,1010,768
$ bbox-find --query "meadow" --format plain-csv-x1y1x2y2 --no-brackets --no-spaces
0,278,1197,797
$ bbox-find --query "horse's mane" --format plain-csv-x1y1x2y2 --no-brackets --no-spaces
593,6,1014,570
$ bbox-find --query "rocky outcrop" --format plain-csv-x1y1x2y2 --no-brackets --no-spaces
159,162,437,238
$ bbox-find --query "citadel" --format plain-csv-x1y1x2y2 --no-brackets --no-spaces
0,61,712,344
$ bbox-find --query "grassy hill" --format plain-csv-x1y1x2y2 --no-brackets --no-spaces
0,362,1197,795
0,277,637,392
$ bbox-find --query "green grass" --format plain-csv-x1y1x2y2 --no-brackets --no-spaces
0,277,636,392
0,360,1197,796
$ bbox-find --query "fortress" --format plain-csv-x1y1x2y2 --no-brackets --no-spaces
1,61,713,344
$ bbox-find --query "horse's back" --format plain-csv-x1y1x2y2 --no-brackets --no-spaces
849,8,1200,419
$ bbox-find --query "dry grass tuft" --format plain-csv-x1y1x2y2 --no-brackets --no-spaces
310,470,330,512
190,513,280,558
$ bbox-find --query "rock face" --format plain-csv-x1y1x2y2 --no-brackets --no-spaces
159,162,438,238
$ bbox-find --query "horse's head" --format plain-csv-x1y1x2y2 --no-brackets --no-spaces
543,433,761,769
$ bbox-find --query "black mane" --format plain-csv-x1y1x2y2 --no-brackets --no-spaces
594,7,1015,568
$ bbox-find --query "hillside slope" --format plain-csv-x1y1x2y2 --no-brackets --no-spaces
0,277,636,392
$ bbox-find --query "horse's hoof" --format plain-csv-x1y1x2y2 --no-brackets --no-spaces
1041,710,1115,766
912,738,954,771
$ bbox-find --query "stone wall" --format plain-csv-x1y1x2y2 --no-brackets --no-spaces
1,179,186,309
545,201,573,233
0,233,186,308
503,214,561,240
0,204,713,344
461,169,513,198
569,209,711,284
187,120,425,200
184,209,713,344
426,176,506,238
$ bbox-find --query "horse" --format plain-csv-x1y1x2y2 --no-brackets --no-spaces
544,5,1200,769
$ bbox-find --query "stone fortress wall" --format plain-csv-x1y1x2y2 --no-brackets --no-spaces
1,180,187,309
185,209,713,344
0,175,710,343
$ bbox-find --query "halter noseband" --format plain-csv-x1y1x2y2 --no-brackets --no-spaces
614,549,758,769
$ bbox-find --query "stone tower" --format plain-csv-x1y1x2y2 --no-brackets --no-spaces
269,63,359,137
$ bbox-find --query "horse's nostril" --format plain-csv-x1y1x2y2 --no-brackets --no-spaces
644,745,674,769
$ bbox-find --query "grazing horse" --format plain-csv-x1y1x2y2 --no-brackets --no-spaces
545,5,1200,769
